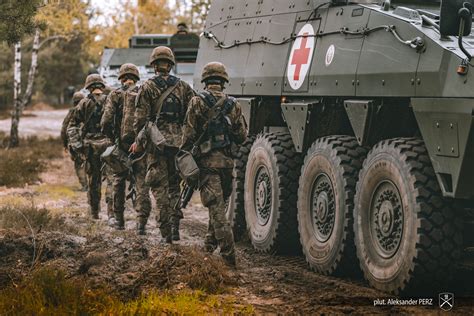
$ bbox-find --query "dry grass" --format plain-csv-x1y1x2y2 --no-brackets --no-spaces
138,247,237,294
0,133,62,187
0,268,254,315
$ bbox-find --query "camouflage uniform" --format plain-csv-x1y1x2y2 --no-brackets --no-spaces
101,63,151,230
61,92,87,190
181,62,247,264
134,46,195,241
68,75,109,218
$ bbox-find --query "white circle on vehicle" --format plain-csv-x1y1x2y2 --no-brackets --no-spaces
287,24,315,90
325,45,335,67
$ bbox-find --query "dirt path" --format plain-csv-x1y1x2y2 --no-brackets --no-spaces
0,109,68,138
1,110,473,314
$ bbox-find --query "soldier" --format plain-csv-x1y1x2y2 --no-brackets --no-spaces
61,91,87,191
101,63,151,231
68,74,110,219
131,46,195,240
181,62,247,266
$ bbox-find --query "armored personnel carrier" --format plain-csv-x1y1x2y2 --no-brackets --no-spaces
195,0,474,295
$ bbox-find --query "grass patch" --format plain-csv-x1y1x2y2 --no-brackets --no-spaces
0,133,62,187
0,268,254,315
0,203,68,232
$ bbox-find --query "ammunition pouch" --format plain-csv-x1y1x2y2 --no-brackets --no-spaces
136,121,166,153
83,136,112,156
67,126,83,152
101,144,132,174
175,150,200,185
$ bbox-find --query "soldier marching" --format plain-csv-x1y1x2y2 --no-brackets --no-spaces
63,46,247,266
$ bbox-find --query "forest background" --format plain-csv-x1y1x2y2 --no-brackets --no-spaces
0,0,210,110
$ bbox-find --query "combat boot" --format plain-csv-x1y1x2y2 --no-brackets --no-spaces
171,220,180,241
91,208,99,220
222,253,237,268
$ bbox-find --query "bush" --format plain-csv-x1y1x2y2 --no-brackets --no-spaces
0,135,62,187
0,204,65,232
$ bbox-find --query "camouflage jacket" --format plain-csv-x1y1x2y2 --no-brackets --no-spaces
101,84,139,149
61,107,76,148
181,87,247,169
68,94,107,139
134,75,195,149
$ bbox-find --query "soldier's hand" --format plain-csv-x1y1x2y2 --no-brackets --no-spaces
129,142,139,153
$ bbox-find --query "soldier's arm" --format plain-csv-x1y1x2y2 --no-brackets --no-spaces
101,91,118,140
229,101,248,145
61,109,74,148
181,97,201,151
133,85,152,135
182,81,196,113
68,99,85,130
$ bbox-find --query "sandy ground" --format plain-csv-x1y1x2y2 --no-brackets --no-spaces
1,110,474,314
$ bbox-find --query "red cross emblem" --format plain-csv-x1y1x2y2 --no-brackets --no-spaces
291,32,311,81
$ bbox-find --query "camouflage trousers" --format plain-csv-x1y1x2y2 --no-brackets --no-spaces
104,165,114,219
200,168,235,262
70,152,87,190
85,152,102,216
112,158,151,223
145,151,183,239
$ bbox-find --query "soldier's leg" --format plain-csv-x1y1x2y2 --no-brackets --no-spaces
105,167,114,219
73,155,87,190
167,155,182,241
112,171,127,229
205,216,217,253
134,158,151,235
200,170,236,265
147,157,172,242
86,154,102,219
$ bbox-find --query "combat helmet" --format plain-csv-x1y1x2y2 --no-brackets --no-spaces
84,74,105,90
72,91,85,105
149,46,175,65
118,63,140,81
201,62,229,83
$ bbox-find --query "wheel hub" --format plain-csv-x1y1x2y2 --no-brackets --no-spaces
255,166,272,226
311,174,335,242
370,181,404,259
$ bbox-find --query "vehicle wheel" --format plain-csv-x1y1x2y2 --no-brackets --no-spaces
244,132,302,253
298,136,367,275
354,138,463,294
227,136,255,241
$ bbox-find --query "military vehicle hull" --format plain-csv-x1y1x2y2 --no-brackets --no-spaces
196,0,474,295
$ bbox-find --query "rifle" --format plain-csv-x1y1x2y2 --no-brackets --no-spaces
174,182,195,211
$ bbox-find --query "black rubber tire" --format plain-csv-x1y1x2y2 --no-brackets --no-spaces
354,138,463,295
244,132,302,254
227,136,255,241
297,136,367,276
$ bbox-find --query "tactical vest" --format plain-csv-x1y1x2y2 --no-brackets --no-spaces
198,91,235,153
85,96,104,135
152,75,183,122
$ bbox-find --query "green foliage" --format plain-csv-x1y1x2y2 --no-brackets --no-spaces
0,0,43,45
0,204,67,232
0,268,254,315
0,135,62,187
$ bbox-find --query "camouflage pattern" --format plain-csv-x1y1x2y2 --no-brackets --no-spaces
101,83,151,226
118,63,140,81
181,85,247,264
149,46,175,65
84,74,106,90
68,94,108,216
61,93,87,190
134,75,194,239
201,62,229,83
104,164,114,219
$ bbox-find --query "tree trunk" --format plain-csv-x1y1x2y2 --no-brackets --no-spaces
21,28,41,110
8,41,22,148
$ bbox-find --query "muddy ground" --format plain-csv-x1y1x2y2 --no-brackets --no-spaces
1,111,474,314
